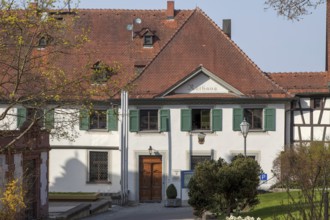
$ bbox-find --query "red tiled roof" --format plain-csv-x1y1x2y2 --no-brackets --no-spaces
130,8,290,99
267,72,329,94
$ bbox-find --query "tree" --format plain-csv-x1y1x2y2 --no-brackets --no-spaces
272,142,330,219
188,156,262,218
0,0,123,152
0,178,26,220
265,0,325,20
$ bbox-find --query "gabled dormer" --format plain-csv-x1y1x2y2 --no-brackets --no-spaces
138,28,156,48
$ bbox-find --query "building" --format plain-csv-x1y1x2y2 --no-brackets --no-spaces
2,1,329,204
47,1,292,203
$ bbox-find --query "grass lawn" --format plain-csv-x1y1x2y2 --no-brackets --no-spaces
241,190,323,219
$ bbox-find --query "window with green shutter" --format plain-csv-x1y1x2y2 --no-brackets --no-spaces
160,109,170,132
233,107,276,131
233,108,243,131
264,108,276,131
79,109,90,130
212,109,222,131
17,108,27,128
44,109,55,130
107,109,118,131
181,109,192,131
129,110,139,132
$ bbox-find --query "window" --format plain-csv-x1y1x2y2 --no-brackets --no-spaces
79,108,118,131
191,155,211,170
313,98,323,109
181,109,222,132
89,151,109,183
192,109,210,130
129,109,170,132
91,62,115,84
243,108,262,130
90,110,107,129
17,108,54,129
140,109,158,131
144,35,153,47
134,65,145,75
233,108,275,131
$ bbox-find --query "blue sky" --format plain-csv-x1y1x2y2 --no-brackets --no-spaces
77,0,326,73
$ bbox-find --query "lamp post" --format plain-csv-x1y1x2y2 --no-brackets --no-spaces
240,118,250,157
148,146,153,155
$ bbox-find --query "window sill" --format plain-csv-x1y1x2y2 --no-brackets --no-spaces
138,130,161,133
86,181,111,184
87,129,109,132
190,130,212,133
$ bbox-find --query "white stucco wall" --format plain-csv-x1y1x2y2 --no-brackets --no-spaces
49,148,121,193
127,103,286,201
0,107,18,130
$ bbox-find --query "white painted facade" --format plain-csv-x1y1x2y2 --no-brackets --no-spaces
45,101,285,201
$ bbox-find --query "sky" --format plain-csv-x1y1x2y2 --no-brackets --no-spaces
76,0,326,73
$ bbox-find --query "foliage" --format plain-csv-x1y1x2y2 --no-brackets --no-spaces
226,216,261,220
0,179,26,220
265,0,325,20
188,156,262,217
166,183,177,199
272,142,330,219
0,0,125,151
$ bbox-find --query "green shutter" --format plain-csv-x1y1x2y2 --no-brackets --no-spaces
107,109,118,131
212,109,222,131
17,108,27,128
44,109,55,130
181,109,191,131
233,108,243,131
129,110,139,132
160,109,170,132
264,108,276,131
79,109,90,130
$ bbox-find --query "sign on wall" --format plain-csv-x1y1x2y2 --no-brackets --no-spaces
181,170,194,189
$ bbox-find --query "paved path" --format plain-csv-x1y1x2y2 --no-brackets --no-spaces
82,202,196,220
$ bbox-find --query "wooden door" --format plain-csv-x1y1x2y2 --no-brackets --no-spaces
139,156,162,202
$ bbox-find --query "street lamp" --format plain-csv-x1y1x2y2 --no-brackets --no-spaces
148,146,153,155
126,18,142,40
240,118,250,157
198,132,206,144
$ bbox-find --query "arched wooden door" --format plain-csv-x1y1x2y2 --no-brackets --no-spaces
139,156,162,202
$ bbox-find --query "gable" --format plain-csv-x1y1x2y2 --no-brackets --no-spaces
174,73,228,94
164,66,243,96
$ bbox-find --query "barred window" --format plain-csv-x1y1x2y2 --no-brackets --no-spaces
190,155,211,170
89,151,108,182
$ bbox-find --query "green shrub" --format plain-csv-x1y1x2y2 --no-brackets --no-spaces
166,184,177,199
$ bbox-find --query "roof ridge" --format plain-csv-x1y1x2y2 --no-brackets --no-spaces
268,71,327,74
127,9,197,91
196,8,292,97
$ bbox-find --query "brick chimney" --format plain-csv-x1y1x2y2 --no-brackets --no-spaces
223,19,231,38
167,1,175,19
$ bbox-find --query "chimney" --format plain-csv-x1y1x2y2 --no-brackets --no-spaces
167,1,175,19
223,19,231,38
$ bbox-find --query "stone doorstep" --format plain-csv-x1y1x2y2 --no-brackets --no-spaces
48,199,112,219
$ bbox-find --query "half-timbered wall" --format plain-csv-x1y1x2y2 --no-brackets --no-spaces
291,97,330,144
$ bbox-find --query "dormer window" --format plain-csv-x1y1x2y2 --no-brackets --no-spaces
144,35,153,47
91,61,116,84
37,34,52,49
